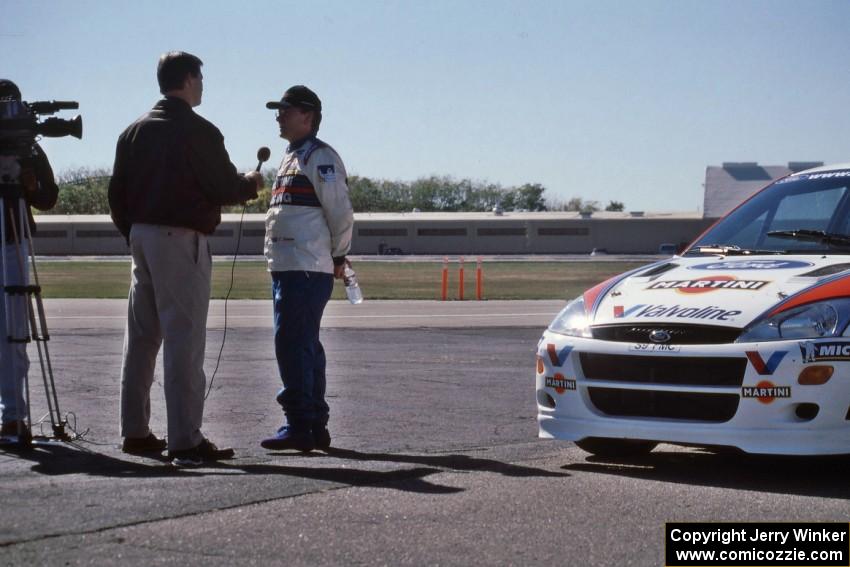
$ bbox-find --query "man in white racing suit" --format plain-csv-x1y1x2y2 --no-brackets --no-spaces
260,85,353,452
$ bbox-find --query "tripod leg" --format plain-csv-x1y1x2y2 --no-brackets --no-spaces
19,205,66,439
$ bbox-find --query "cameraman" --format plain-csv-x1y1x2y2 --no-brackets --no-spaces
0,79,59,442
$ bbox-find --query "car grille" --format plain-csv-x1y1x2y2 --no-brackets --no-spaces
591,324,740,345
588,388,739,423
579,353,747,386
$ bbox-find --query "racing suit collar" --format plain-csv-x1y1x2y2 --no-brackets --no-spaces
287,135,315,153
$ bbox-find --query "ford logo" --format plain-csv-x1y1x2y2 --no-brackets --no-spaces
649,329,671,344
689,260,812,271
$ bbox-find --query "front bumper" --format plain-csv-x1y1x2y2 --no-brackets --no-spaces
535,331,850,455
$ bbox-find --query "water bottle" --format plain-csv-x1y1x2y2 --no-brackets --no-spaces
343,265,363,304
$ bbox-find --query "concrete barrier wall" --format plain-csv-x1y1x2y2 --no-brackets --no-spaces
31,213,714,255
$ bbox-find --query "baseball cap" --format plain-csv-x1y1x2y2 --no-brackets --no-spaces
266,85,321,112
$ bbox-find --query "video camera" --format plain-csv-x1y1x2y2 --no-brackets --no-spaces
0,98,82,194
0,99,82,157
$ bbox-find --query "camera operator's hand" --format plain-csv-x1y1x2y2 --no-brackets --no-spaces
242,170,263,202
19,167,38,194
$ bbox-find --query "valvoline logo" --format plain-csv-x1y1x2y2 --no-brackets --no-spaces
745,350,788,375
613,304,741,321
546,344,573,367
689,260,812,271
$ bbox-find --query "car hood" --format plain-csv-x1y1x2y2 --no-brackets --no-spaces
590,255,850,328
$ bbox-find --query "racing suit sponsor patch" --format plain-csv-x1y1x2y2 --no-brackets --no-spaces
317,164,336,182
270,173,321,207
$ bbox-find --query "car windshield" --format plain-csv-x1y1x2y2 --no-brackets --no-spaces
688,169,850,255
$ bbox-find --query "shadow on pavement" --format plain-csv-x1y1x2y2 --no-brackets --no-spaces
226,462,462,494
320,447,569,478
2,441,192,478
562,448,850,499
0,442,469,494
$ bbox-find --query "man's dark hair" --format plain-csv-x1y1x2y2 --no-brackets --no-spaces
157,51,203,94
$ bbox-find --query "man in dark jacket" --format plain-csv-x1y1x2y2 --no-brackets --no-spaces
0,79,59,443
107,52,262,467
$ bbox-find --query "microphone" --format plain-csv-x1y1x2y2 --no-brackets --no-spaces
256,146,271,172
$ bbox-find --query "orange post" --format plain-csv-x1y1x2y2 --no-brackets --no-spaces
458,257,465,301
476,257,483,300
441,256,448,301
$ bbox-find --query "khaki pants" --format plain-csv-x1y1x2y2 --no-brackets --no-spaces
119,224,211,451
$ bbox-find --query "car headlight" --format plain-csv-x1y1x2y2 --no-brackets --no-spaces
548,296,592,338
736,299,850,342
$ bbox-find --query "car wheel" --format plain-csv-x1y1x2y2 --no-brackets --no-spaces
575,438,658,457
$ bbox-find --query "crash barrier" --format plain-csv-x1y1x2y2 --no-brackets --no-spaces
29,213,714,256
441,256,483,301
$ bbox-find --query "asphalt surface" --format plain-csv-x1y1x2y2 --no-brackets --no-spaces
1,299,849,566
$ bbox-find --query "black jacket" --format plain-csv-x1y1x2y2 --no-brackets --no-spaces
0,143,58,243
108,97,256,239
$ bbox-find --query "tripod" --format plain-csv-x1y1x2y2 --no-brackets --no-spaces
0,191,68,446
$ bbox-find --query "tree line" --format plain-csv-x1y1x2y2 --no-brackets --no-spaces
47,167,625,215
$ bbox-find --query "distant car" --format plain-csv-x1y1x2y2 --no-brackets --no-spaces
658,243,678,255
537,163,850,456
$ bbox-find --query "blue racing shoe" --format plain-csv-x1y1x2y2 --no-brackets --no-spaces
261,425,315,452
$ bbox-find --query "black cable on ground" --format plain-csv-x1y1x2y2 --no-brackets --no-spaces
205,205,246,400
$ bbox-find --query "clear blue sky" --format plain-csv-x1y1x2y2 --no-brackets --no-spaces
4,0,849,212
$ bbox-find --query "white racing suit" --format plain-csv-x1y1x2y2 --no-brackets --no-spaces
264,136,353,273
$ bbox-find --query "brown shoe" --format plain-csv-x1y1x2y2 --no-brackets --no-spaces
122,432,167,454
0,420,31,443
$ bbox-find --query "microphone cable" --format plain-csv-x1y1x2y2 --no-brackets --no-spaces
205,147,269,401
205,203,246,400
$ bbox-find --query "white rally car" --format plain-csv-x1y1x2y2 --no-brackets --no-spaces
537,163,850,456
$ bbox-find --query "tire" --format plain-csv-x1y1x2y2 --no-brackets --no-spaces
575,437,658,457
